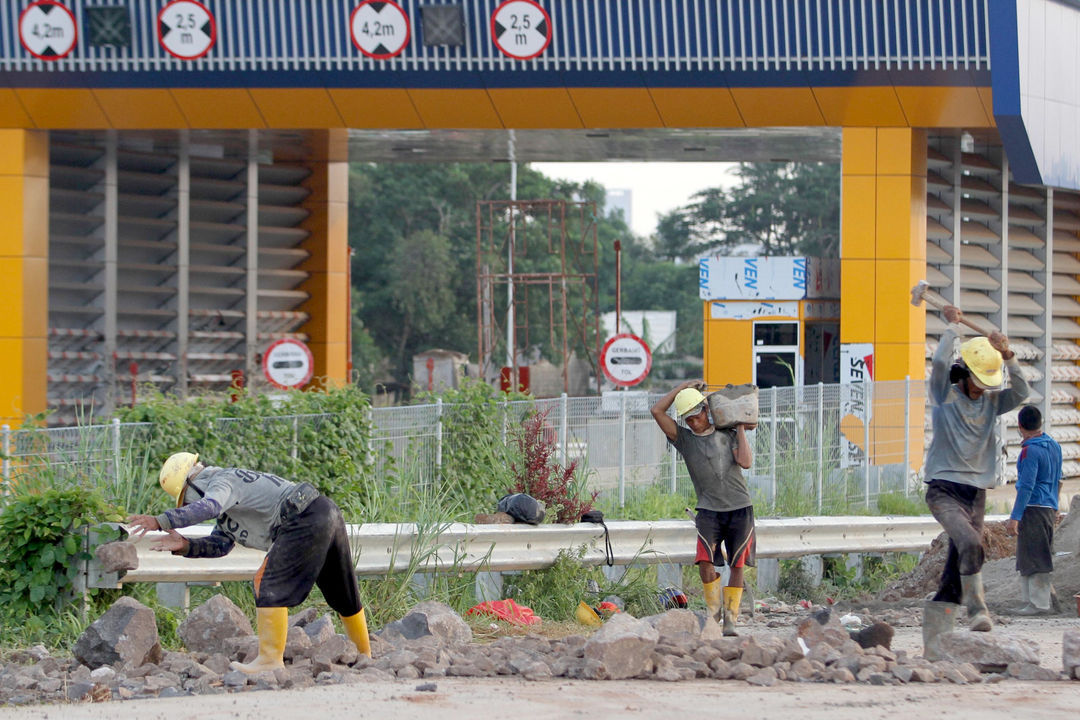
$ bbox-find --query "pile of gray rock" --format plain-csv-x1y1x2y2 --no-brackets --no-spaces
1,596,1078,706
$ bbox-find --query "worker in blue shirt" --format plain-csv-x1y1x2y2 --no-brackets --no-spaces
1007,405,1063,615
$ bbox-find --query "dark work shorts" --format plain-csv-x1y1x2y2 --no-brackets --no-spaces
1016,506,1056,576
694,506,756,568
252,495,362,615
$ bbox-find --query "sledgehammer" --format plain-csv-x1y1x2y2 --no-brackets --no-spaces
910,280,998,336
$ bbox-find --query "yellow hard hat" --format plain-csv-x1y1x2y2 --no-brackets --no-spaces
159,452,199,508
575,601,602,627
673,388,707,420
959,337,1003,389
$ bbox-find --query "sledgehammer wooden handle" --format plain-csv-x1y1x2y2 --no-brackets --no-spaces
910,280,999,336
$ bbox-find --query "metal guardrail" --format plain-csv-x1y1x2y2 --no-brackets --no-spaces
90,516,1001,588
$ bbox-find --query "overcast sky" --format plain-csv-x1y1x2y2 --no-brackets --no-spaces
531,162,737,238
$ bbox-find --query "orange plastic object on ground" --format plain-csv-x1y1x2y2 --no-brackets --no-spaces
466,599,542,626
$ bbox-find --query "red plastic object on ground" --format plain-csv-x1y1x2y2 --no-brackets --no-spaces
466,599,542,626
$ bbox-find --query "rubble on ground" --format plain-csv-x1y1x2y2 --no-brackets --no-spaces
1,593,1075,707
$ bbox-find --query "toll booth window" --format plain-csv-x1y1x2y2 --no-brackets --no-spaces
756,352,797,388
754,322,798,346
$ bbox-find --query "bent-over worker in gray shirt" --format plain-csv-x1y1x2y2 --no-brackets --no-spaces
127,453,371,674
922,305,1028,642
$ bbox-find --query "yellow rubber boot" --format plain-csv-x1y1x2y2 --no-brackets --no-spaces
702,579,722,623
231,607,287,674
341,608,372,658
722,586,743,637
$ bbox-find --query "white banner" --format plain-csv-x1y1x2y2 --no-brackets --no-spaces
839,344,874,469
708,300,799,320
698,257,839,301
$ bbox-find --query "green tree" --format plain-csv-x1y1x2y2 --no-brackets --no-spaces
656,162,841,258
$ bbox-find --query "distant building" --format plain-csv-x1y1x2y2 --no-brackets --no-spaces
605,188,632,226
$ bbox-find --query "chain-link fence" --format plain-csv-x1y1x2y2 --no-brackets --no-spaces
1,379,928,515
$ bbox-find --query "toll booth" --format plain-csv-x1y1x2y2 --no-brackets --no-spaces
700,258,841,388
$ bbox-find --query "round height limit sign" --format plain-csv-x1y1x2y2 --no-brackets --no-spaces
601,333,652,388
491,0,551,60
158,0,216,60
350,1,410,59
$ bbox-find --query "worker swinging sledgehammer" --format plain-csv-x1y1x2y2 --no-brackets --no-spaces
651,380,757,636
126,452,371,673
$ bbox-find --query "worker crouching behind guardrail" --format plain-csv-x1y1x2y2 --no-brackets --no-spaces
126,452,371,673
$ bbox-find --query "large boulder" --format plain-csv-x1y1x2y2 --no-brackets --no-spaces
74,597,162,670
178,594,254,654
928,632,1040,672
379,602,472,647
583,612,659,680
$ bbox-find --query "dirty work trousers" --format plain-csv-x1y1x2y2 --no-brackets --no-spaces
926,479,986,604
1016,505,1056,577
253,495,363,615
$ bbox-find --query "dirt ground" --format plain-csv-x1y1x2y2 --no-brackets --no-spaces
5,618,1079,720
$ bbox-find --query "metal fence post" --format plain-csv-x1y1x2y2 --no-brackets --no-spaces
1,424,9,486
559,393,568,466
904,376,911,497
112,418,121,478
770,387,777,505
618,391,626,507
435,398,443,484
501,400,507,445
817,382,824,513
864,381,872,509
291,416,299,461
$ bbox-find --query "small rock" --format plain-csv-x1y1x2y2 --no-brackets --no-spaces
94,541,139,573
746,667,778,687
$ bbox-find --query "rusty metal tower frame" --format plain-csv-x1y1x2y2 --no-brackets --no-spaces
476,199,600,394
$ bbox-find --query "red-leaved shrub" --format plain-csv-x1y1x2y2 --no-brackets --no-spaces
507,409,597,524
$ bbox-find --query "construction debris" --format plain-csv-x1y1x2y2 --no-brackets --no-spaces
3,597,1075,707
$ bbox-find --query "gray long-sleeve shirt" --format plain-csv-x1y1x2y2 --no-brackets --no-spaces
155,466,296,552
923,326,1029,489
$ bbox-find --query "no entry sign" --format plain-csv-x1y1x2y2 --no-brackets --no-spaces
600,333,652,388
263,339,314,390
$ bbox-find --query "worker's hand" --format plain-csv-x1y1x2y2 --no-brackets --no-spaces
988,331,1013,359
125,514,161,538
1006,518,1019,536
150,529,189,555
681,379,706,392
943,305,962,324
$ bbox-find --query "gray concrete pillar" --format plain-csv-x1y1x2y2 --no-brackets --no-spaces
657,562,682,589
474,571,503,602
756,558,779,593
800,555,824,587
156,582,190,611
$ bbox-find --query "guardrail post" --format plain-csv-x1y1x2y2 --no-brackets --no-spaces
656,562,682,591
111,418,121,478
863,381,872,509
846,553,864,581
770,387,777,505
435,398,443,484
618,391,627,507
156,582,190,612
475,571,503,602
800,555,824,587
2,424,10,486
904,376,911,496
817,382,824,513
756,558,779,593
559,393,568,467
